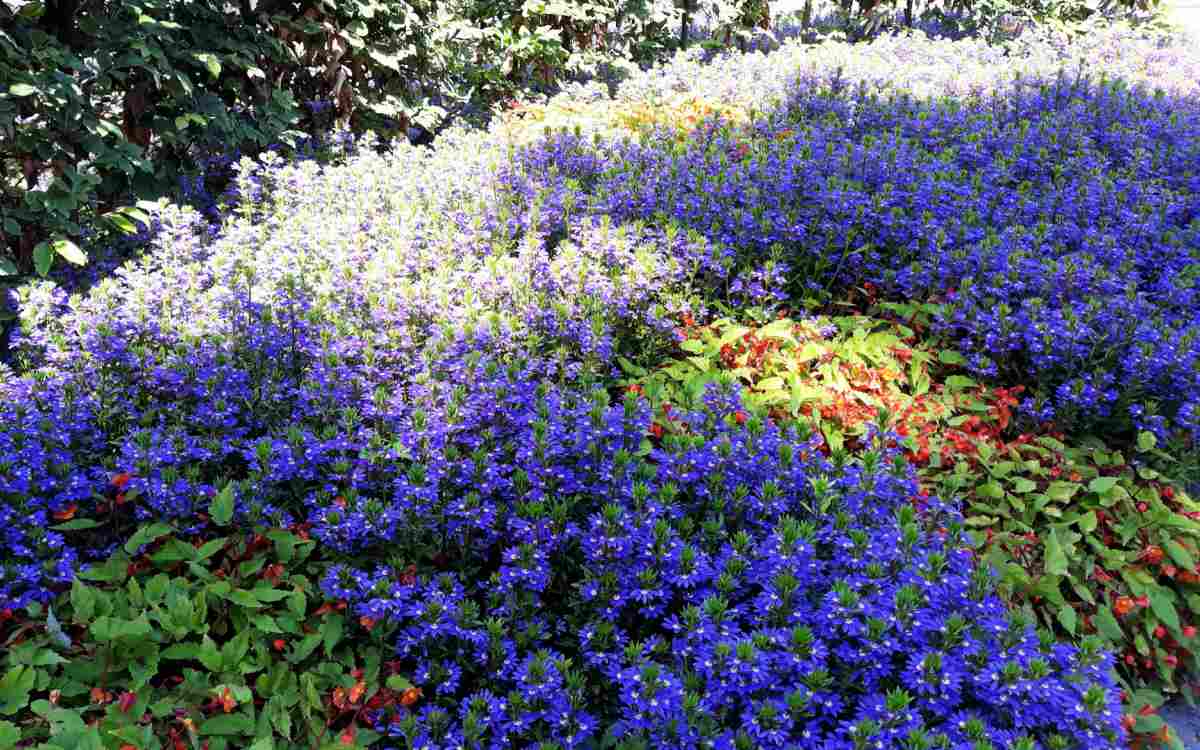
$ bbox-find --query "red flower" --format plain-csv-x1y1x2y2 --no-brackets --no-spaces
272,639,287,652
1155,625,1167,639
113,472,132,489
734,411,747,425
1113,596,1136,617
118,691,137,713
400,687,422,707
52,504,78,521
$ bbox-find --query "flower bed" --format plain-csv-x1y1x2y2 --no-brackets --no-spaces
3,23,1200,750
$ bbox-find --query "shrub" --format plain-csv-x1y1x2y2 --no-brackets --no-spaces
628,308,1200,713
8,24,1200,749
500,66,1200,445
0,524,410,749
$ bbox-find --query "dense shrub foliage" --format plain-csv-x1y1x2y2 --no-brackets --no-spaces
628,310,1200,698
2,23,1200,750
1,0,776,280
501,67,1200,446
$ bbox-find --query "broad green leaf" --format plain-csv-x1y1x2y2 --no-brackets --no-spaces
0,666,35,714
194,52,222,78
198,635,223,671
1088,476,1119,495
124,522,173,554
1092,605,1125,641
1137,430,1158,452
52,239,86,265
1043,528,1069,577
1149,590,1181,632
1010,477,1037,494
1045,481,1079,502
1056,604,1077,635
210,484,235,526
33,241,53,276
1167,540,1197,571
8,83,36,97
200,711,254,735
386,674,413,691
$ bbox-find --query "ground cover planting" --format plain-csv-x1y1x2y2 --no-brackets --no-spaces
1,22,1199,750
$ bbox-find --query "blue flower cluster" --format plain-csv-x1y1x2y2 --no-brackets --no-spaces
8,30,1189,749
500,73,1200,442
313,368,1122,749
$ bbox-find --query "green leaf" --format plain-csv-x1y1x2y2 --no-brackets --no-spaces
124,522,173,554
938,349,966,365
1088,476,1119,495
1046,481,1080,502
976,481,1005,500
70,579,96,622
194,53,222,78
1150,591,1181,632
0,666,36,714
321,614,345,655
385,674,413,692
210,484,235,526
200,711,254,735
51,239,86,266
1137,430,1158,452
944,375,977,390
1057,604,1077,635
8,83,37,97
1167,540,1197,571
1092,605,1124,642
33,241,53,276
221,629,251,669
198,635,223,671
1010,477,1037,494
52,518,101,531
0,720,19,747
89,616,151,642
1043,528,1069,577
